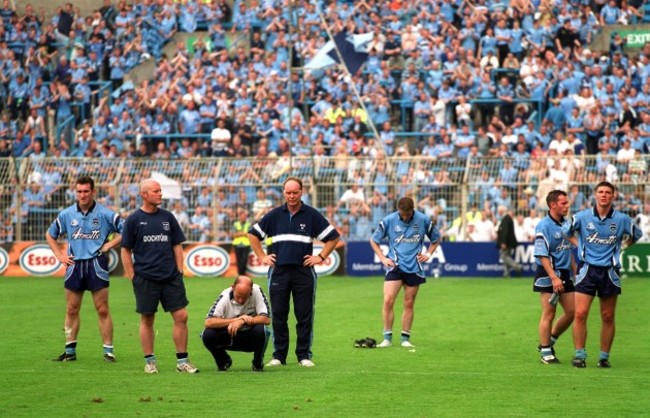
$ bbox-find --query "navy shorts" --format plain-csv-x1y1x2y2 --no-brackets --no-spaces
64,255,110,292
575,263,621,297
532,266,575,293
132,272,189,315
385,267,426,287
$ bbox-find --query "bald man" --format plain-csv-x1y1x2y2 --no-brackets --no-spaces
121,179,199,374
201,275,271,372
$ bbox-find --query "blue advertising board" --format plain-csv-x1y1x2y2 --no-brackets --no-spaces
346,241,537,278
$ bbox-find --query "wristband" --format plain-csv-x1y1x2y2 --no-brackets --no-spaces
318,254,325,261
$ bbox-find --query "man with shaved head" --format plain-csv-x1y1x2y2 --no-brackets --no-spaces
201,275,271,372
121,179,199,374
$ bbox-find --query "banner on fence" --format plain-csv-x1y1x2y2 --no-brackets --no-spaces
345,241,538,278
0,242,344,278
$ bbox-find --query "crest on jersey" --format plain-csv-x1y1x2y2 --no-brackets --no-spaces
92,218,100,227
554,232,561,239
586,222,595,230
394,225,403,233
71,219,79,227
162,222,170,231
609,223,617,233
413,224,419,231
299,223,306,231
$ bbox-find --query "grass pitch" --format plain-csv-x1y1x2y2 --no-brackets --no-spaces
1,275,649,417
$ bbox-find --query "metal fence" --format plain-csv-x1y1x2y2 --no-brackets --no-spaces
1,155,648,243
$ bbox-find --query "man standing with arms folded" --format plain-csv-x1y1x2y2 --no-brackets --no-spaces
201,276,271,372
47,175,123,362
121,179,199,374
370,197,441,348
564,181,642,368
497,205,523,277
533,190,576,364
232,208,252,276
248,177,340,367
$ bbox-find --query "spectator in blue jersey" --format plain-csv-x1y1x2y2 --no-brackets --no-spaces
247,176,340,368
533,190,576,365
563,181,643,368
45,176,124,362
201,275,271,372
370,196,441,348
121,179,199,374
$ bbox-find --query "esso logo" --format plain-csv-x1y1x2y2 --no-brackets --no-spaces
106,249,119,273
246,249,270,278
20,244,61,276
0,247,9,275
313,246,340,276
186,245,230,277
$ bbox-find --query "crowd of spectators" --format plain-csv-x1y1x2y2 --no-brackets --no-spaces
1,0,650,244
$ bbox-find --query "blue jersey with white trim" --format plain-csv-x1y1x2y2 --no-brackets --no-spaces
562,207,642,268
533,214,573,270
371,210,441,276
47,201,123,261
249,203,340,266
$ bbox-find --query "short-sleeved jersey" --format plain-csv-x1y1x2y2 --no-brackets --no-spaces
563,207,643,268
534,214,573,270
248,203,340,266
371,210,441,277
121,208,186,281
206,284,270,320
47,201,123,261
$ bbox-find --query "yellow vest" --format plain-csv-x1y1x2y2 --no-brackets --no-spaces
233,220,251,246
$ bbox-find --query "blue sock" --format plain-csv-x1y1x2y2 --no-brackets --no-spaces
400,331,411,342
599,351,609,361
383,330,392,342
177,352,189,364
103,344,114,355
145,354,156,364
65,341,77,355
540,346,553,356
550,335,558,346
575,348,586,359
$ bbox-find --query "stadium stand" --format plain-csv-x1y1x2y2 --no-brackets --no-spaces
1,0,650,244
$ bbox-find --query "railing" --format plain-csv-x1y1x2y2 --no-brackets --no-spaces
0,155,647,242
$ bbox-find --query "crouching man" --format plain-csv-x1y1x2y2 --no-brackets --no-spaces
201,276,271,372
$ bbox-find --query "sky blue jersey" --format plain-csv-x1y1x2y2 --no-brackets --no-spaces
534,214,573,270
371,210,441,276
563,207,642,269
47,202,123,261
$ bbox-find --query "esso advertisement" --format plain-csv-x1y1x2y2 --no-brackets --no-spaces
0,247,9,275
246,246,340,277
20,244,61,276
106,249,119,273
313,245,340,276
186,245,230,277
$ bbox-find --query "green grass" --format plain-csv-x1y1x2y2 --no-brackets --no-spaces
1,276,649,417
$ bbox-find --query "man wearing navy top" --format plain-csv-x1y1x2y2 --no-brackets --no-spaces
46,176,123,362
533,190,576,364
370,197,441,348
248,177,340,367
563,182,643,368
121,179,199,374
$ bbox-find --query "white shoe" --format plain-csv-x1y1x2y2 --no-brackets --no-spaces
176,360,200,373
144,361,158,374
266,359,283,367
299,359,315,367
401,340,415,348
377,340,392,348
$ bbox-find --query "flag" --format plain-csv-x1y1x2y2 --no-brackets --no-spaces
305,32,371,75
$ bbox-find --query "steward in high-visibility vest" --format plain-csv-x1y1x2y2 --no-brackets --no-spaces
232,210,251,276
